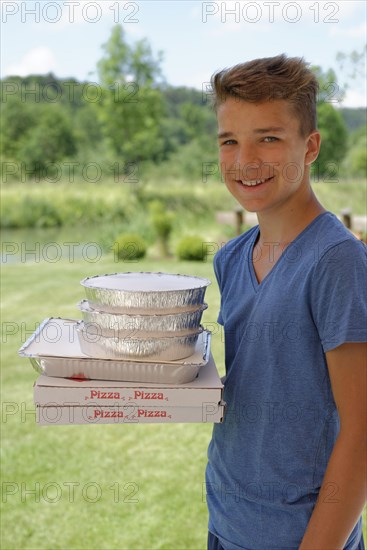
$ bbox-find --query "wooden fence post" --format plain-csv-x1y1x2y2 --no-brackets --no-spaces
235,206,244,236
340,208,352,229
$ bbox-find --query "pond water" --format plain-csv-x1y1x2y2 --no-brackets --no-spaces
1,225,116,265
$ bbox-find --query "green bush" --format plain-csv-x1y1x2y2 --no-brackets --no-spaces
176,235,206,261
149,200,175,257
112,233,147,261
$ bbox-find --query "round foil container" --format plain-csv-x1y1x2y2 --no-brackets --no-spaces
77,300,208,337
80,272,211,314
76,321,203,361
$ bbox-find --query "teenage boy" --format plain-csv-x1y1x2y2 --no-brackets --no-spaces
205,54,366,550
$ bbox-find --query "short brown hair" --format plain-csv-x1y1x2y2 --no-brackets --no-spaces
211,54,319,137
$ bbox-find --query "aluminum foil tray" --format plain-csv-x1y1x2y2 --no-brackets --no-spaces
77,321,203,361
80,272,211,314
77,300,207,337
18,318,211,384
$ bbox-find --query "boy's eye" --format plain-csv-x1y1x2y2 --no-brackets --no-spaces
222,139,237,145
263,136,278,143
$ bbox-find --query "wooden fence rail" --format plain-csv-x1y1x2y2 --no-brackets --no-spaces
216,208,367,241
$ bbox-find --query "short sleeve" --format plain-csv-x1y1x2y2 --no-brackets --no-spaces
310,238,367,352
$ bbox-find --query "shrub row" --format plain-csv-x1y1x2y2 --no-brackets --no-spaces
1,185,136,229
1,179,231,229
113,233,208,262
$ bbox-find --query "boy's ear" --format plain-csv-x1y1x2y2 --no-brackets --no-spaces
305,131,321,165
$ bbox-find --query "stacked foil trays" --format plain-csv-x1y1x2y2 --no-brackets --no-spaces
19,272,225,425
76,272,210,363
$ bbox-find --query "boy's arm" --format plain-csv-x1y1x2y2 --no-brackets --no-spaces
299,342,367,550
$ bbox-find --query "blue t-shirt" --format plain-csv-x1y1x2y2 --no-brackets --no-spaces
206,212,367,550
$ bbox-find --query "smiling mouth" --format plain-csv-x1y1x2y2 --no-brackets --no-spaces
236,176,274,187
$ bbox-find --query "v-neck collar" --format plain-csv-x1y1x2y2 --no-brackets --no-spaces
248,226,267,292
247,211,331,293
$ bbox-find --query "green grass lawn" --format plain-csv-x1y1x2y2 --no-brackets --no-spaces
1,254,365,548
1,255,224,550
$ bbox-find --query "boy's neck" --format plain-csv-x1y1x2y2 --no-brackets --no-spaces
255,188,326,247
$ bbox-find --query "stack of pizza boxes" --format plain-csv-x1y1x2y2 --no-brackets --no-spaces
20,273,225,425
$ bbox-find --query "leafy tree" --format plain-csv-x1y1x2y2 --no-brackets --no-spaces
310,65,348,178
0,76,83,173
348,124,367,146
0,95,38,159
72,103,103,153
313,102,348,179
96,25,165,166
154,87,217,161
161,85,210,117
159,135,218,180
340,107,367,133
342,125,367,177
16,104,77,175
336,46,367,91
179,102,217,141
312,65,345,105
347,134,367,176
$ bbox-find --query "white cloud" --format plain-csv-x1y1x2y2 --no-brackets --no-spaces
340,88,367,108
4,47,57,77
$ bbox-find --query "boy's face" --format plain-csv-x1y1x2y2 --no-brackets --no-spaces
216,98,320,214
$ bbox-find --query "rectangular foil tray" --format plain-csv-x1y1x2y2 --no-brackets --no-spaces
19,318,211,384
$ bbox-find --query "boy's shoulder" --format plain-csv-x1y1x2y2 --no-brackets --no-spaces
308,212,366,264
214,225,258,276
213,212,366,278
215,225,258,258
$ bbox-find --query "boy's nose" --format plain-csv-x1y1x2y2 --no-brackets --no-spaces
235,145,262,180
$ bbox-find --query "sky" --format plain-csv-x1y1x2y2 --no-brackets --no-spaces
1,0,366,107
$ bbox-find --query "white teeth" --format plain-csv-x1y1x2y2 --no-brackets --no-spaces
240,177,268,187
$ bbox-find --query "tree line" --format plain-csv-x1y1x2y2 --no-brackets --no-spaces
1,25,366,181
